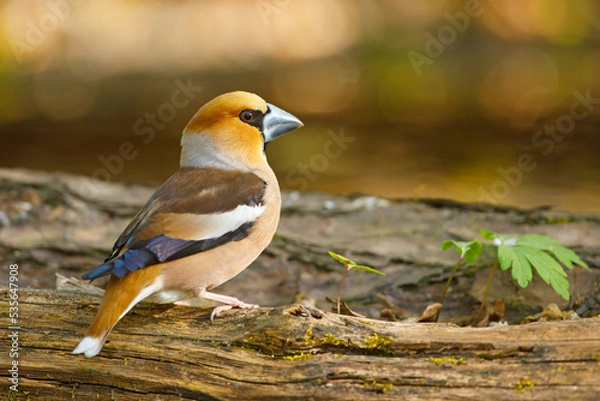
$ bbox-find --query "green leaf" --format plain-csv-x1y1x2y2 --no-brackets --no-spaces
441,240,482,263
328,251,354,268
517,235,560,248
519,246,570,300
518,246,567,279
516,235,589,270
548,246,589,269
481,229,518,246
349,264,386,276
463,241,483,263
489,232,586,301
441,240,455,251
498,244,532,288
328,251,383,275
480,229,497,241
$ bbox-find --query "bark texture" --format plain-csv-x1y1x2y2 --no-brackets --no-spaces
1,168,599,400
2,288,600,400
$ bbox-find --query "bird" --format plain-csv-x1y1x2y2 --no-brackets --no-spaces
72,91,303,358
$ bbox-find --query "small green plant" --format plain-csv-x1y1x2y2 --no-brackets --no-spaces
439,240,483,304
328,251,385,314
480,230,588,300
441,230,589,312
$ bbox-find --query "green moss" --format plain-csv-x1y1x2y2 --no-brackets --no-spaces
244,335,259,343
304,328,316,345
321,333,346,346
543,216,573,224
240,334,281,355
363,380,393,394
283,352,313,362
364,333,393,355
426,356,466,366
5,389,31,399
514,377,536,392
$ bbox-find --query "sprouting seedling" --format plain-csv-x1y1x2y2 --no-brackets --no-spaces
328,251,385,315
480,229,589,302
440,240,483,306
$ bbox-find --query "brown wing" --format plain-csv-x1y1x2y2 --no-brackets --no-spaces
83,167,266,280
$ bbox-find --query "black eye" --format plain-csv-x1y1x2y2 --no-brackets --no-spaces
240,110,255,123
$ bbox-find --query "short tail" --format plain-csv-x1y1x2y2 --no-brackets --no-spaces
73,267,162,357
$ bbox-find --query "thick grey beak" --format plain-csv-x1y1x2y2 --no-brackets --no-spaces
263,103,303,143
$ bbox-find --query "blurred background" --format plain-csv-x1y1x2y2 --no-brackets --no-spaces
1,0,599,212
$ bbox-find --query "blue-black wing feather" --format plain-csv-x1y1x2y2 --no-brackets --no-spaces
82,221,254,280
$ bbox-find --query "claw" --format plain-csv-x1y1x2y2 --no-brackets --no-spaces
209,301,258,323
210,305,232,322
195,290,259,322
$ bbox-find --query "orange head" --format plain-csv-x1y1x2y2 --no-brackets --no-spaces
181,91,303,170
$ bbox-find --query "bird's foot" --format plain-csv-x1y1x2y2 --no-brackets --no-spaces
210,301,258,322
198,290,259,322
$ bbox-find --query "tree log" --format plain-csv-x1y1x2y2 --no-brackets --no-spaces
2,288,600,400
1,168,599,400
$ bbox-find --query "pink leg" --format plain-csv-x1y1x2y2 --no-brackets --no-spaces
197,290,259,322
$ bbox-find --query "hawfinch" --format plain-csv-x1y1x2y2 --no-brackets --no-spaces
73,91,303,358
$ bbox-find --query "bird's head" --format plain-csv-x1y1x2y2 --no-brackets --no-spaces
181,91,303,170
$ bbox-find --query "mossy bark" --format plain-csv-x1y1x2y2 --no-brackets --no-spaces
1,289,600,400
1,168,599,400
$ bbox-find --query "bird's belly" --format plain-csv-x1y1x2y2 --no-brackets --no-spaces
158,214,277,294
145,289,189,304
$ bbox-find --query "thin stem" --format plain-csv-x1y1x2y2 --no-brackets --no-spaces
480,259,499,313
337,268,349,315
439,259,463,305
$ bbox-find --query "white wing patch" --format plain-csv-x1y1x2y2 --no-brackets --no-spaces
201,204,266,239
161,204,266,241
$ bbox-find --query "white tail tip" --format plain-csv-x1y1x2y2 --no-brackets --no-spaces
72,336,103,358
